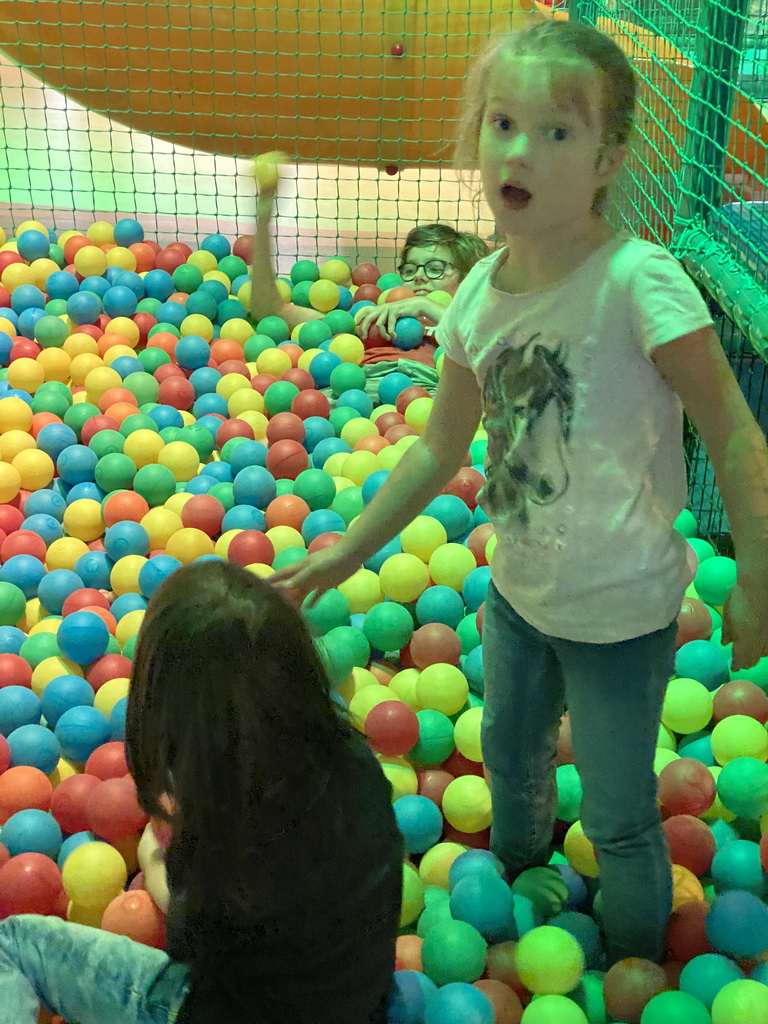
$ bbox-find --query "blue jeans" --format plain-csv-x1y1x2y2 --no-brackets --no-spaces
482,581,676,965
0,915,189,1024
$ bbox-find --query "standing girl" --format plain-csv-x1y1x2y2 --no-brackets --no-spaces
275,20,768,965
0,560,404,1023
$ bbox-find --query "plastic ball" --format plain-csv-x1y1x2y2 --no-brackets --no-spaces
6,723,61,775
706,889,768,958
421,919,487,986
453,707,484,763
429,544,477,592
378,553,430,604
55,705,111,763
675,640,731,692
663,815,716,877
56,611,110,665
0,851,63,916
712,714,768,764
61,839,127,909
366,701,420,758
1,807,62,859
658,758,717,816
711,979,768,1024
662,677,714,734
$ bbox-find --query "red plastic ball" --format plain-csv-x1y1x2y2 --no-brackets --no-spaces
676,597,713,648
282,368,314,392
665,900,712,963
376,411,405,436
61,589,110,617
129,244,156,273
251,373,278,396
210,338,244,365
87,775,148,844
98,388,138,415
603,959,669,1024
181,494,226,537
147,333,178,359
0,251,25,273
713,679,768,724
266,412,305,445
443,467,485,511
396,386,430,415
658,758,716,817
30,412,63,438
418,769,455,807
291,389,330,420
0,653,33,689
0,852,63,917
477,602,485,635
0,506,24,535
132,313,157,345
0,736,9,774
158,376,194,410
154,248,186,274
232,235,253,262
227,530,275,568
0,766,52,824
265,438,308,480
50,773,102,834
216,360,251,378
440,748,485,778
103,491,150,527
409,623,462,669
307,532,343,554
216,418,255,449
278,343,303,367
79,416,119,446
87,654,133,693
444,825,490,849
385,424,418,444
361,323,388,349
467,525,495,567
0,843,8,869
351,263,380,286
355,284,382,304
265,495,311,531
0,530,47,563
153,363,185,383
662,815,716,877
364,700,420,756
101,889,167,949
85,741,129,781
10,340,42,361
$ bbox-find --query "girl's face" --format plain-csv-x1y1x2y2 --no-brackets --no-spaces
478,53,623,242
398,244,462,296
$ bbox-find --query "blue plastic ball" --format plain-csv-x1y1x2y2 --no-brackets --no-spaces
45,271,79,301
449,873,515,941
111,356,143,379
109,594,147,620
20,515,62,549
192,393,228,418
221,505,267,533
201,233,230,261
227,440,268,474
448,849,505,891
706,890,768,957
41,673,95,728
57,445,98,485
199,279,228,304
393,316,424,351
423,494,472,541
7,722,60,774
0,555,46,599
188,366,221,398
104,521,150,561
16,229,50,262
73,551,114,591
0,687,42,736
303,417,335,453
21,490,66,523
308,352,342,389
54,705,111,763
176,334,212,371
424,983,494,1024
113,218,144,247
36,424,78,462
337,388,373,419
416,586,466,629
361,469,390,506
217,298,245,323
1,808,62,859
711,839,765,895
364,535,403,574
143,270,175,302
312,437,351,470
17,307,47,340
56,610,110,664
185,291,218,320
464,646,484,695
232,466,277,508
184,476,215,496
675,640,731,691
462,566,491,613
394,795,444,855
79,276,110,298
11,284,46,314
37,569,84,615
66,291,103,326
110,696,127,742
147,404,183,431
154,302,187,329
138,554,182,599
114,270,145,299
378,371,412,407
102,285,137,318
65,481,105,505
549,911,603,970
679,953,745,1009
58,830,98,868
301,509,346,545
0,627,26,655
388,971,439,1024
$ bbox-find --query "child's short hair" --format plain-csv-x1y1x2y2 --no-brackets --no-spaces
400,223,491,280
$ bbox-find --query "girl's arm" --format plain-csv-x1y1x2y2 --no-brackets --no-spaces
355,296,446,340
138,823,171,915
651,325,768,669
249,189,324,331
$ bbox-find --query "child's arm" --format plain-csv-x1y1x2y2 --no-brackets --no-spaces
651,325,768,669
249,181,324,332
355,296,447,341
138,822,171,915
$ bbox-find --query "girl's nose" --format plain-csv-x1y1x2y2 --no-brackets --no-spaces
506,133,531,161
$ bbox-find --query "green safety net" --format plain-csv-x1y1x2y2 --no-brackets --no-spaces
0,0,765,549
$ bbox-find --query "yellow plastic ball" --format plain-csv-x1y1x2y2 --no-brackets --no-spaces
215,373,251,401
237,410,268,440
0,396,33,433
256,348,292,377
379,553,430,603
712,979,768,1024
70,353,103,386
158,441,199,482
114,608,145,649
63,499,105,543
105,247,137,271
429,543,477,591
12,448,54,491
662,677,714,735
46,537,89,572
110,555,148,596
654,748,680,774
181,314,214,341
37,347,72,383
49,758,80,786
401,861,425,928
401,516,448,563
265,525,304,556
32,657,83,700
416,663,469,716
711,714,768,765
123,430,164,469
140,507,182,549
349,684,399,729
563,821,600,878
16,220,49,238
308,279,340,313
163,492,193,518
105,318,139,348
418,842,467,890
103,345,137,367
2,263,36,291
0,429,36,462
337,568,382,614
86,221,115,246
165,528,215,564
0,462,22,504
404,396,434,435
515,926,585,996
203,271,232,289
340,418,378,448
341,449,379,486
228,389,264,418
329,333,365,364
85,366,122,404
442,775,492,833
245,562,274,580
322,453,348,479
94,676,130,717
62,841,127,909
8,358,45,394
378,756,418,801
220,318,254,346
215,529,241,558
28,616,60,636
320,258,351,285
236,281,252,307
187,250,218,274
486,534,498,564
252,150,286,189
298,348,323,372
29,258,59,289
74,245,108,278
453,706,484,762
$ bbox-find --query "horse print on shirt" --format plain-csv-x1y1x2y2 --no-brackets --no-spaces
479,333,575,528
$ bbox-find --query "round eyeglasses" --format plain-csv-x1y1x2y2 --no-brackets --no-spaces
397,259,455,281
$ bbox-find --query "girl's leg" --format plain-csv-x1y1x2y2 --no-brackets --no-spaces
481,582,566,878
555,619,677,965
0,915,188,1024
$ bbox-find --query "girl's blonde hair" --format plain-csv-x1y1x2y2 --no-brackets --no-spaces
454,20,637,215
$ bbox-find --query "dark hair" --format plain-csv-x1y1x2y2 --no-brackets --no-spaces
400,223,491,280
126,560,356,930
455,21,637,214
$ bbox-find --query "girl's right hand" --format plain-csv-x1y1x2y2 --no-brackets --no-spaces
272,543,363,605
355,296,444,341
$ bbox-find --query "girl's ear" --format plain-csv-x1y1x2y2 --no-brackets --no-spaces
597,142,627,180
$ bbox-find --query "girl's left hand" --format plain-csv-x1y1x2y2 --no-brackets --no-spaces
355,297,443,341
721,579,768,671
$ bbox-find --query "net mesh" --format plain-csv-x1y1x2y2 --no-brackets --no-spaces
0,0,765,548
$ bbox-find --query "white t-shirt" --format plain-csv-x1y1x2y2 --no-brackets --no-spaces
435,232,715,643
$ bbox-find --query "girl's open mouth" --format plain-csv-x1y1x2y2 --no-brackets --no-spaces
501,184,532,210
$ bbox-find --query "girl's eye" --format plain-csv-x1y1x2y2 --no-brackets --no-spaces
550,127,569,141
493,116,511,132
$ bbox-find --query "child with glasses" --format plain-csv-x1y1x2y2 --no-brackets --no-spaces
249,179,489,367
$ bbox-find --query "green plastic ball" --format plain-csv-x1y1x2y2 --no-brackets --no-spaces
123,372,159,407
303,589,351,636
316,635,356,686
410,710,455,766
0,582,28,628
120,414,158,438
219,437,249,463
324,625,369,668
137,298,163,316
329,407,362,435
675,508,698,538
218,255,247,282
272,546,307,572
243,334,276,361
640,990,712,1024
178,425,214,461
363,601,413,651
148,322,181,339
34,315,69,348
290,259,320,285
208,482,235,512
512,868,569,921
329,363,366,397
256,316,289,343
64,403,101,440
297,320,332,350
19,630,61,666
122,634,138,660
420,919,487,986
160,426,182,444
331,486,364,525
45,299,68,317
95,453,137,492
291,280,314,308
88,430,125,458
457,613,481,654
377,273,403,290
31,391,70,418
695,556,738,606
133,464,176,506
264,381,300,416
717,757,768,818
138,348,171,374
275,479,294,496
173,264,204,294
323,310,355,335
293,469,336,511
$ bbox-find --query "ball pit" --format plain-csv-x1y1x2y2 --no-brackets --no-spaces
0,218,765,1024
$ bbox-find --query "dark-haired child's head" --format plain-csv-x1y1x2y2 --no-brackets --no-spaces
398,223,491,297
